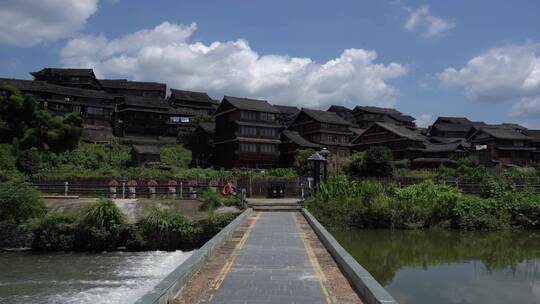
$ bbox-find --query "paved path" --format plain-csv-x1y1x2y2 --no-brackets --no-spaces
211,212,329,304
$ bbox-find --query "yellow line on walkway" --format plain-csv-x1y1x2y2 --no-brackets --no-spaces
292,213,332,304
211,212,261,290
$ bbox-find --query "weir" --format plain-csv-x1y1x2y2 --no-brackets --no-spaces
136,199,397,304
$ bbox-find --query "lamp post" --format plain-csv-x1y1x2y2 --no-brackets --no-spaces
308,152,327,189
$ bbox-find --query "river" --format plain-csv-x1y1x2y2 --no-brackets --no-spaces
331,229,540,304
0,250,193,304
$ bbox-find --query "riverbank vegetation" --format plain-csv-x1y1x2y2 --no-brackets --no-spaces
306,175,540,230
0,175,239,251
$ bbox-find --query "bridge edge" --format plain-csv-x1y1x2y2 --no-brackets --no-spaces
301,208,399,304
134,208,253,304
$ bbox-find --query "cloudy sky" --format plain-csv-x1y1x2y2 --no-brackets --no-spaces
1,0,540,128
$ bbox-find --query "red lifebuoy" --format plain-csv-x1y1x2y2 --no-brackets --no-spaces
222,183,233,197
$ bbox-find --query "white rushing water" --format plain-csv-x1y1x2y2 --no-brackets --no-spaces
0,250,194,304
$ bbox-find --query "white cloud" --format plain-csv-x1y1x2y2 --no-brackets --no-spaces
415,113,433,127
0,0,98,47
404,5,455,37
511,96,540,118
61,22,408,109
438,44,540,102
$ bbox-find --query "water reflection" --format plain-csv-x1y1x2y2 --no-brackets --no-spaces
330,229,540,304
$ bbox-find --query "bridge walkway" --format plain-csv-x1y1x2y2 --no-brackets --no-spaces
173,211,362,304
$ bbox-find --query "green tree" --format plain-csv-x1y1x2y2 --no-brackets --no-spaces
360,146,394,177
294,149,316,176
0,86,82,152
343,152,364,177
15,149,40,175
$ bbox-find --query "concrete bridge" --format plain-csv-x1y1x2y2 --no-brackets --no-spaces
136,199,397,304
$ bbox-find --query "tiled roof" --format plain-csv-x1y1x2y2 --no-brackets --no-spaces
281,130,322,149
197,122,216,133
121,96,171,109
223,96,279,113
374,122,425,141
301,108,352,126
435,116,473,125
100,79,166,91
170,89,216,104
473,126,533,140
274,105,300,115
0,77,112,100
31,68,95,77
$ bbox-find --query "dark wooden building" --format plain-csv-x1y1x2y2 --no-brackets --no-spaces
288,108,352,170
352,122,468,167
524,130,540,163
274,105,300,128
468,125,536,166
428,117,479,138
168,89,218,116
31,68,102,90
352,122,426,160
279,130,322,167
100,79,166,98
131,145,161,166
114,96,181,137
351,106,416,128
190,122,215,168
0,77,114,129
213,96,281,169
327,105,356,125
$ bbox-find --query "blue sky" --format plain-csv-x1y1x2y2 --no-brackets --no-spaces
1,0,540,128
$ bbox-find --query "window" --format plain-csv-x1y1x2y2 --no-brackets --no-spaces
241,111,257,120
73,105,81,113
240,126,257,137
338,149,347,157
71,77,80,81
64,97,71,101
514,141,524,147
87,107,104,115
240,143,257,153
260,144,276,153
260,128,275,137
260,112,275,121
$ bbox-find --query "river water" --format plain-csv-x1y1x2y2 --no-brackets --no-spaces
0,250,193,304
331,229,540,304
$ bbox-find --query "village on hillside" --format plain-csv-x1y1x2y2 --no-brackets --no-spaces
1,67,539,171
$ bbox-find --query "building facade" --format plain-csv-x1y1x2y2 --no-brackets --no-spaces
213,96,281,168
288,108,352,170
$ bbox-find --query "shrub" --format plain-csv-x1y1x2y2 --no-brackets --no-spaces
76,198,126,251
15,149,40,175
200,189,222,211
389,180,461,229
161,145,191,168
0,177,45,223
451,195,509,230
204,213,237,236
31,212,77,251
137,205,199,250
223,195,243,208
0,144,17,172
